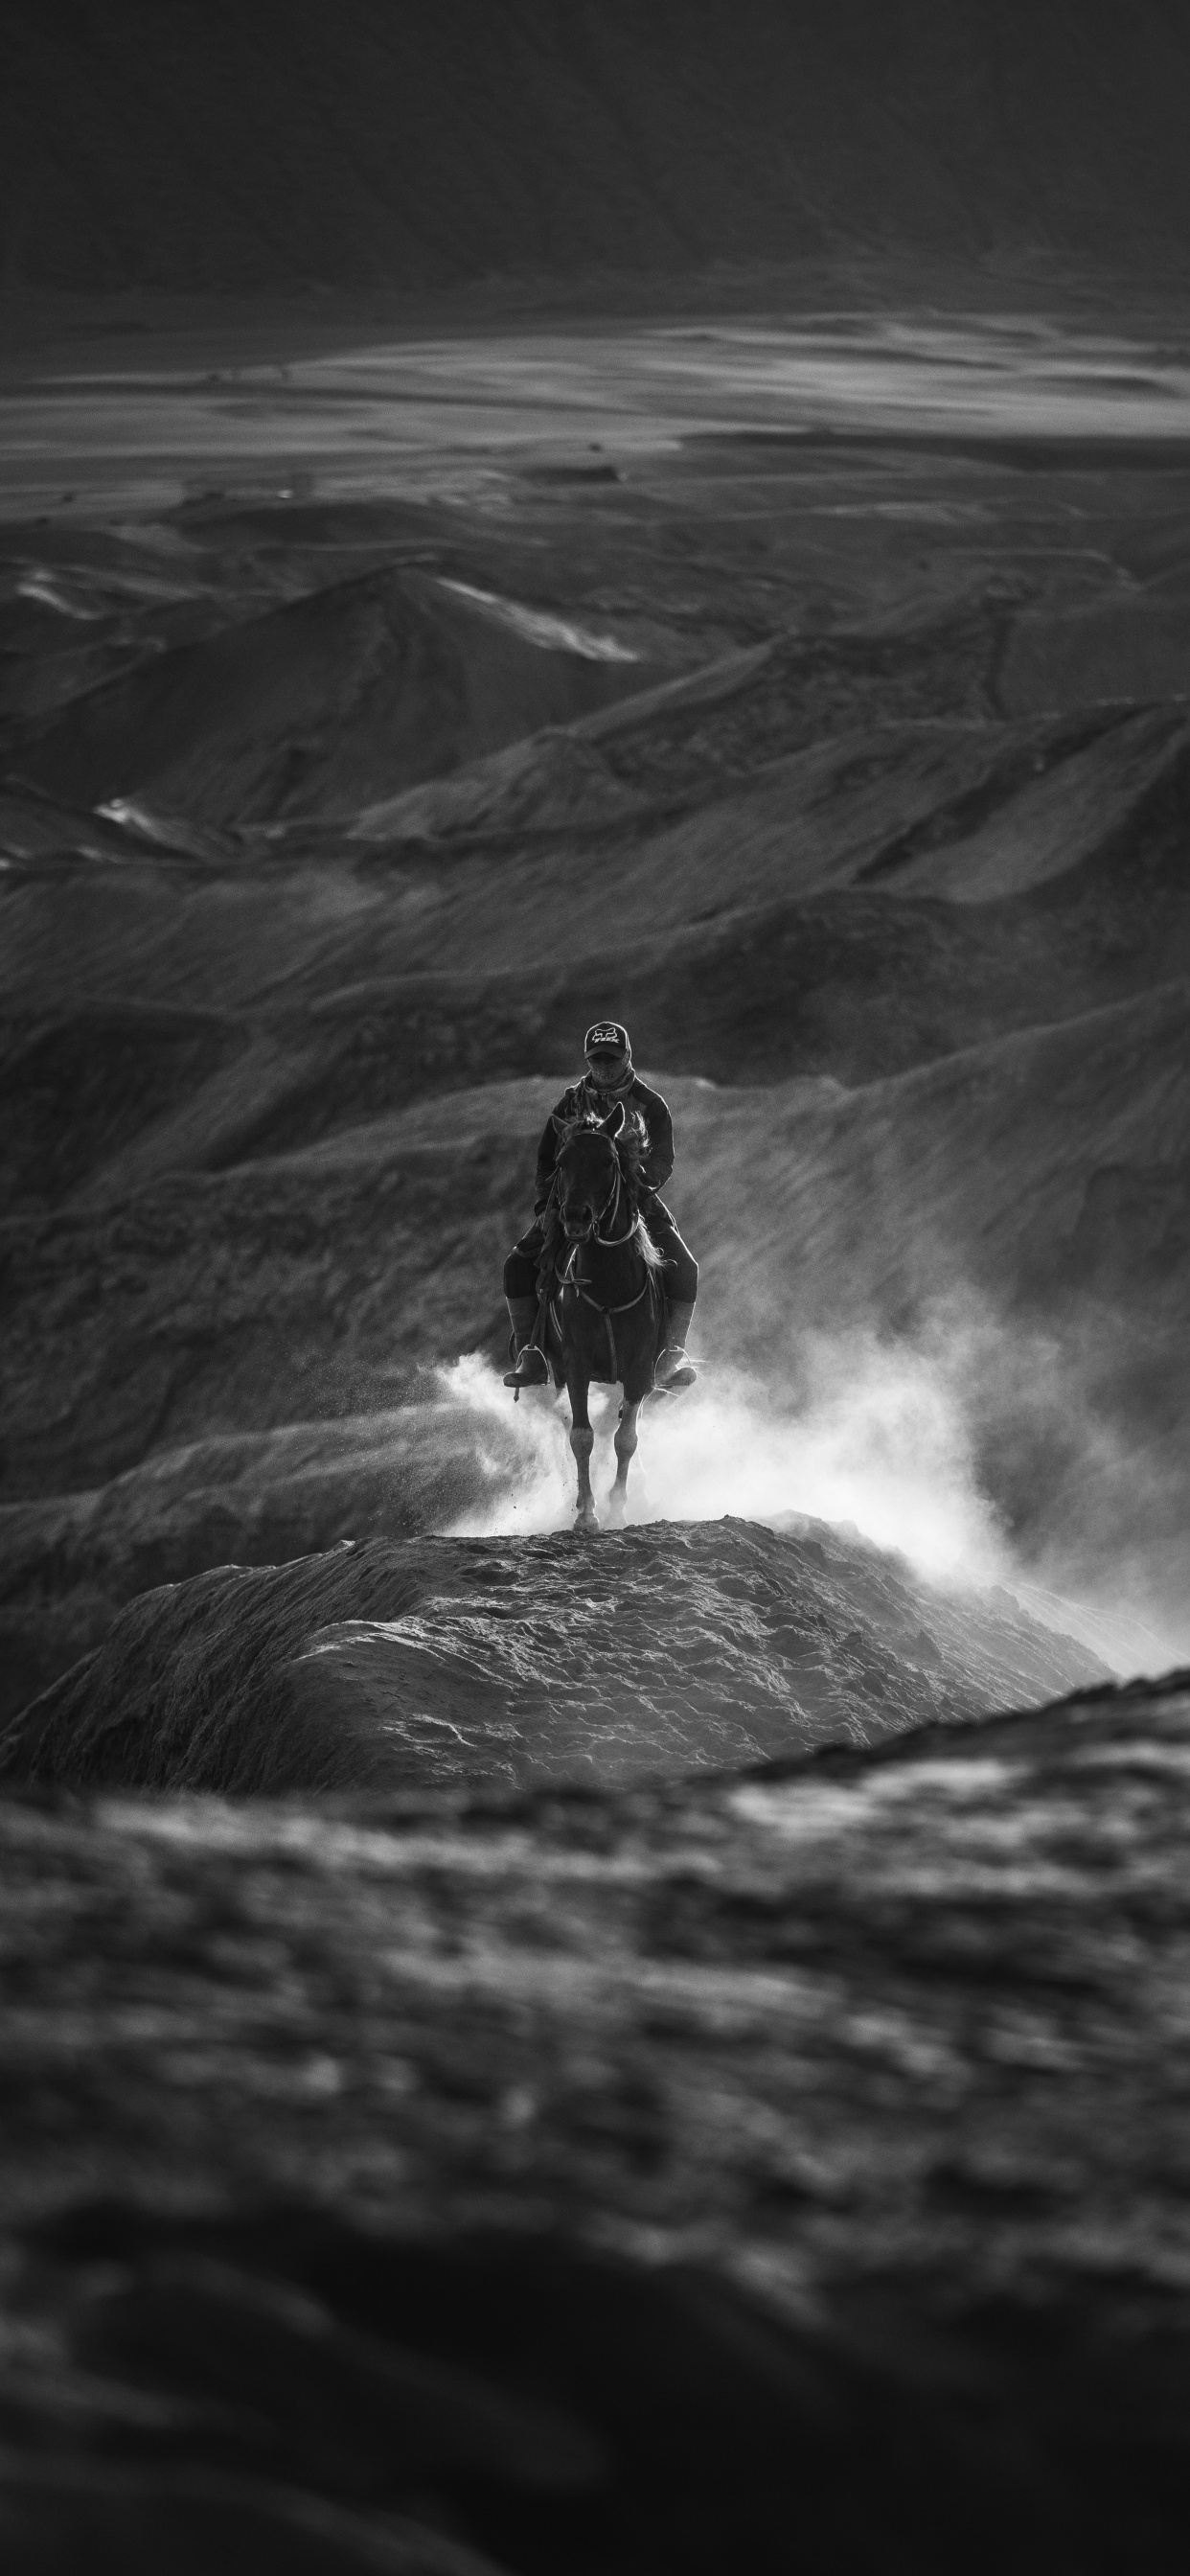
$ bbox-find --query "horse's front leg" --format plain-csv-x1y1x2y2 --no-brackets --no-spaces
606,1397,640,1527
567,1373,598,1531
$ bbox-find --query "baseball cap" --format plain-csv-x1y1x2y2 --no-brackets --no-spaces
584,1021,630,1057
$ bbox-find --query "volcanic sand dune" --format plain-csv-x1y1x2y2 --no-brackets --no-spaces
0,1518,1103,1796
349,692,1189,897
0,1411,465,1719
4,566,659,828
0,778,230,866
7,816,1188,1214
9,594,1185,1014
6,625,1188,1210
0,544,233,721
0,999,241,1208
997,596,1190,718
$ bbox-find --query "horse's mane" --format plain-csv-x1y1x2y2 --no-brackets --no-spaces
548,1108,664,1271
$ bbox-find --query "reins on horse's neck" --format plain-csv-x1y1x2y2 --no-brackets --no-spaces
561,1149,648,1288
554,1143,656,1382
560,1228,653,1385
566,1149,639,1255
591,1159,627,1248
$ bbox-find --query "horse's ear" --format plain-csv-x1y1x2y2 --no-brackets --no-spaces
601,1101,626,1139
550,1112,569,1135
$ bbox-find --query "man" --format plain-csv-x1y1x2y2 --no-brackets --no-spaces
502,1020,698,1392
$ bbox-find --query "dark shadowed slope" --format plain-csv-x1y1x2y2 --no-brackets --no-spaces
0,1519,1102,1794
3,0,1190,297
4,567,657,826
2,1670,1188,2570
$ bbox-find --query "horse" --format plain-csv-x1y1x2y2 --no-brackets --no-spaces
522,1102,669,1530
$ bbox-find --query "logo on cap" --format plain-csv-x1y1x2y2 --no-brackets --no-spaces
585,1021,628,1053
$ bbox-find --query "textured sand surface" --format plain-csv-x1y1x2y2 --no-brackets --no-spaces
1,1670,1187,2568
0,1518,1103,1794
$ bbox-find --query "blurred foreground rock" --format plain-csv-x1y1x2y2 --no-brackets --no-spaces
1,1670,1188,2570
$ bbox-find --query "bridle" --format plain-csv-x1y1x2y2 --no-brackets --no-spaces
555,1138,654,1378
561,1150,624,1250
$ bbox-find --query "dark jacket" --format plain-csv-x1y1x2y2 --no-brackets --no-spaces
534,1073,675,1210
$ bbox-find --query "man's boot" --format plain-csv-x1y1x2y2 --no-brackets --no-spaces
503,1296,549,1390
654,1300,698,1392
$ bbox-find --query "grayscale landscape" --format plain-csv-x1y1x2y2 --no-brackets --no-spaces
2,4,1189,2568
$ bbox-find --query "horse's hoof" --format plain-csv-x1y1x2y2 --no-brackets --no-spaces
575,1509,600,1534
606,1491,627,1528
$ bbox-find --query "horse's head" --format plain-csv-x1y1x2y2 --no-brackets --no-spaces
554,1102,625,1242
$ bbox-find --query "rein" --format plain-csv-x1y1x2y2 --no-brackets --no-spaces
557,1146,654,1381
587,1160,625,1248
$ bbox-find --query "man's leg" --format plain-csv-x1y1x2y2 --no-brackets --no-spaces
503,1225,550,1388
645,1197,698,1389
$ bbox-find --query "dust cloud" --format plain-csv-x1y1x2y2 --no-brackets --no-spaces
439,1324,1005,1580
435,1305,1180,1679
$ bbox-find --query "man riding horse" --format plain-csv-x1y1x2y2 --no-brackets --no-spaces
502,1020,698,1393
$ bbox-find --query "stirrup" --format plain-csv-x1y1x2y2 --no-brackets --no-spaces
503,1342,550,1391
653,1344,697,1392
